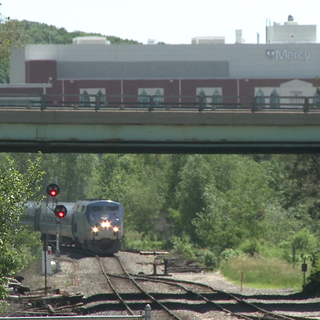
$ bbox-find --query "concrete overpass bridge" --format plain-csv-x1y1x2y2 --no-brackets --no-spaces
0,93,320,154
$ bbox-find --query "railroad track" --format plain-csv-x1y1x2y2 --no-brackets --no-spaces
130,274,308,320
75,255,320,320
79,254,184,320
9,251,320,320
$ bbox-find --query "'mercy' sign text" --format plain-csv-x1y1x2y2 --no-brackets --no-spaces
266,49,311,62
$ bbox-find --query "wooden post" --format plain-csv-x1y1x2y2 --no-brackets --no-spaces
241,272,243,292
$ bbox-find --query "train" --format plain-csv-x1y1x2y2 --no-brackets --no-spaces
20,199,124,254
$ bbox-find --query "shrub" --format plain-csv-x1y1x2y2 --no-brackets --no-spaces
123,231,163,250
172,235,196,261
239,240,260,256
220,248,244,261
203,251,218,269
304,253,320,296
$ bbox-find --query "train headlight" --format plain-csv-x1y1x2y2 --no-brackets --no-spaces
92,226,99,236
113,226,119,233
101,221,111,228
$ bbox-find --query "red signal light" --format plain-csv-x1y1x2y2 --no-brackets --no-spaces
47,184,60,197
54,205,67,219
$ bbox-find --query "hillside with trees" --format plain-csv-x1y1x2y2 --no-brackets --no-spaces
0,20,141,83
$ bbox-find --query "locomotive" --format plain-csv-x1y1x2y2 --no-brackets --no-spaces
20,199,124,254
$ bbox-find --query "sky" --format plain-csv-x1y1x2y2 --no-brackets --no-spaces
1,0,319,45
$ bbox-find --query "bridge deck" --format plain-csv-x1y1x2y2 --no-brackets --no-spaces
0,93,319,154
0,109,320,154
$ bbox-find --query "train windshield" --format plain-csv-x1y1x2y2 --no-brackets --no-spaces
86,202,123,226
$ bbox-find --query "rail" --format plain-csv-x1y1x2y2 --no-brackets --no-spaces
0,305,151,319
0,93,319,112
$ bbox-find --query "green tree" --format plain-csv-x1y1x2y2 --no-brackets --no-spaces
40,153,99,201
4,153,99,201
163,154,188,209
271,155,320,231
0,9,24,62
93,154,168,238
172,155,215,241
191,155,274,253
0,155,44,302
93,154,139,201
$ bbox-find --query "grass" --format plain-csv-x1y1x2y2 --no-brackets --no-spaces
124,230,163,251
220,256,308,291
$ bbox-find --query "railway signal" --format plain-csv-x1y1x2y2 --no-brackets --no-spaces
54,205,67,219
47,183,60,197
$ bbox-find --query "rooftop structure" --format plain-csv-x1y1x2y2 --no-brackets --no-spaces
72,36,110,45
266,15,317,43
191,36,225,44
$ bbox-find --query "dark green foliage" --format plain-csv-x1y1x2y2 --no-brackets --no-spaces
0,15,25,63
203,251,218,269
272,155,320,218
220,248,245,261
172,235,196,261
239,240,260,257
0,63,9,83
94,154,168,238
7,153,99,202
19,20,141,45
0,155,44,301
304,256,320,295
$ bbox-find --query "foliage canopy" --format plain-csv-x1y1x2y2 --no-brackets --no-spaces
0,155,44,301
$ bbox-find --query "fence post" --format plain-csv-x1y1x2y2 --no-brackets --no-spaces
303,97,309,113
199,95,204,112
153,258,157,275
145,304,152,320
164,258,169,276
41,94,46,111
148,96,154,111
252,96,257,113
95,92,101,111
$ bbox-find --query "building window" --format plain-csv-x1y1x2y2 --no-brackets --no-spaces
153,89,164,107
138,88,164,108
95,89,106,108
256,88,265,109
197,89,207,108
138,89,149,108
80,90,91,107
80,88,106,108
270,88,280,108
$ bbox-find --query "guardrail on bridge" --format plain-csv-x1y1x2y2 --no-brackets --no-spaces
0,93,319,112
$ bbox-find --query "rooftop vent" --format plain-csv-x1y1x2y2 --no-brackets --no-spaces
192,36,225,44
72,37,110,45
288,15,294,21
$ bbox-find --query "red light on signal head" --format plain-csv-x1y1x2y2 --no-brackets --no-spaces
47,184,60,197
57,211,65,218
54,205,67,219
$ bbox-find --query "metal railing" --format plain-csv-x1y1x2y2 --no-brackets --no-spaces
0,93,319,113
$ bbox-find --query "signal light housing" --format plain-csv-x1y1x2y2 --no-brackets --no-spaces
47,184,60,197
54,205,67,219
